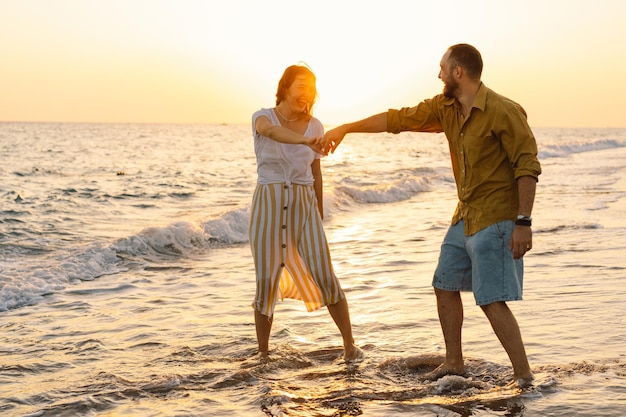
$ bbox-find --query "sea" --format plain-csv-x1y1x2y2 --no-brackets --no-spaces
1,121,625,417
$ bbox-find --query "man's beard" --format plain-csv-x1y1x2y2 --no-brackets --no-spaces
443,78,459,98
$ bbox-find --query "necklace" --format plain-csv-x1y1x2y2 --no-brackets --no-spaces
275,107,299,122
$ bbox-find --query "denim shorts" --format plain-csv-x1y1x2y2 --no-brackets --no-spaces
432,220,524,306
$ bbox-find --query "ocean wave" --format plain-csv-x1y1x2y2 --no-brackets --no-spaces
112,208,251,258
334,177,432,204
0,243,121,311
0,208,253,311
535,223,603,234
539,138,626,159
201,207,250,245
0,173,443,312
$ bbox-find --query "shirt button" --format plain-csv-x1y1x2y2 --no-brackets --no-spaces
284,185,288,189
282,244,286,248
280,263,285,267
283,206,288,210
282,225,286,229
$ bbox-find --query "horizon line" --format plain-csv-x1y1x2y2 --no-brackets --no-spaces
2,120,625,130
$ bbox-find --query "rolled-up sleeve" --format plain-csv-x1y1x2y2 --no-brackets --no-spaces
497,104,542,181
514,154,542,181
387,99,445,134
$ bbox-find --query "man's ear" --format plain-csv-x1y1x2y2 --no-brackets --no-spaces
454,65,463,79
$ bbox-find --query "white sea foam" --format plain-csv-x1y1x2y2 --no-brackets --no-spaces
538,138,626,158
0,243,121,311
334,177,432,204
201,207,251,245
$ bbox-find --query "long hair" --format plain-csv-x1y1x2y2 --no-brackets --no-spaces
275,65,317,116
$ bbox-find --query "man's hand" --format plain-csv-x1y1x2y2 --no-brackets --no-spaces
510,225,532,259
323,126,348,154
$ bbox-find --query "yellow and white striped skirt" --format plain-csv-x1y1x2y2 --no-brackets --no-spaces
249,182,344,316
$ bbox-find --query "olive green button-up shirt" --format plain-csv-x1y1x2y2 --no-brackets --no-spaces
387,83,541,235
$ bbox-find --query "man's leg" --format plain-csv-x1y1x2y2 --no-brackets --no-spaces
481,301,533,382
427,287,466,378
428,221,470,379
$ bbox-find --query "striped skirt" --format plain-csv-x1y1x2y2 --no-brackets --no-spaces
249,182,344,316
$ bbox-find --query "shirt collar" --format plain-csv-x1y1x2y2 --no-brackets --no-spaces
441,82,488,112
472,82,487,112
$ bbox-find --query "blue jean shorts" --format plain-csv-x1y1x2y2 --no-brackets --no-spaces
432,220,524,306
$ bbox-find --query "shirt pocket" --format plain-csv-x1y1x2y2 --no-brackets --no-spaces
463,133,504,176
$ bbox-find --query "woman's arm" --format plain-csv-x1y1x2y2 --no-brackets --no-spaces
255,115,313,144
311,158,323,219
255,115,325,154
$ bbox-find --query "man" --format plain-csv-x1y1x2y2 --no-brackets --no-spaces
323,44,541,387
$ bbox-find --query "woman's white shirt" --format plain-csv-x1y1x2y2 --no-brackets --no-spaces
252,108,323,186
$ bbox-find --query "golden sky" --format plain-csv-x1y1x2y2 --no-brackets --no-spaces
1,0,625,127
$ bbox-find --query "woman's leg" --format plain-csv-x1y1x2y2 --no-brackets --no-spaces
254,310,273,356
327,297,360,360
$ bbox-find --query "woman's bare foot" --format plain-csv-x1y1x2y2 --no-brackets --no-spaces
241,351,270,368
257,350,270,361
343,345,363,362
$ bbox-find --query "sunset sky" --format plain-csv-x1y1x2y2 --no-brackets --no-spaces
1,0,625,128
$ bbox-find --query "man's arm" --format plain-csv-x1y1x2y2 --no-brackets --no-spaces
511,175,537,259
323,112,389,153
517,175,536,218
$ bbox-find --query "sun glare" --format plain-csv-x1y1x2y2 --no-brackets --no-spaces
1,1,625,126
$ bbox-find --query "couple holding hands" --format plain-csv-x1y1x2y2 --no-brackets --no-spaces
249,44,541,387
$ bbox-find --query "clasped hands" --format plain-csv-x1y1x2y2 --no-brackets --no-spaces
306,126,347,155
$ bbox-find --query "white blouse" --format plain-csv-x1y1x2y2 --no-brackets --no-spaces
252,108,323,186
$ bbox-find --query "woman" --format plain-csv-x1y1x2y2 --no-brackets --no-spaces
249,65,360,361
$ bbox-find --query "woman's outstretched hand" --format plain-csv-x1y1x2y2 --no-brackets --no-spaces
306,136,328,155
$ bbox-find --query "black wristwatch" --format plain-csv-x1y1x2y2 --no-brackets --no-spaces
515,215,532,226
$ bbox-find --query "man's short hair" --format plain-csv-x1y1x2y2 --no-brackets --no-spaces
448,44,483,80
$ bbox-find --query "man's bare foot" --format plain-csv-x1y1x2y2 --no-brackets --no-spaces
404,354,445,370
423,363,466,380
506,373,535,389
343,345,363,362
